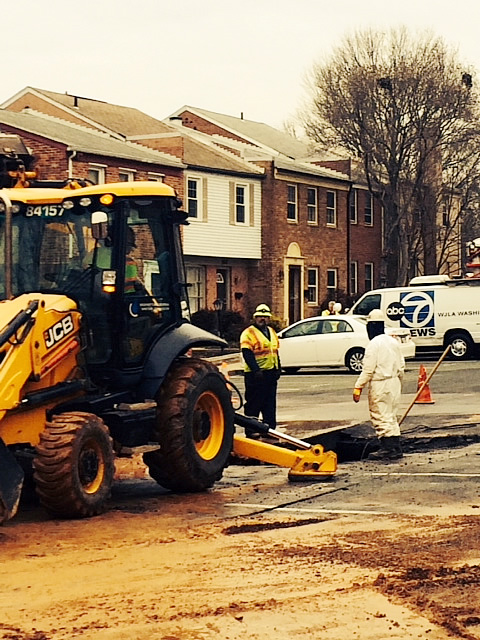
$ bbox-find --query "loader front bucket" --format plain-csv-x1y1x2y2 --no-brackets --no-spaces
0,438,24,524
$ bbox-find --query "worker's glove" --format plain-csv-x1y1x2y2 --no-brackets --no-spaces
353,388,362,403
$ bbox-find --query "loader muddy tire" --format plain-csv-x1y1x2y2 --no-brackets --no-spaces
33,412,114,518
143,358,234,492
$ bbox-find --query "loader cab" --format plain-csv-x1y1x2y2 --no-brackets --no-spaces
0,182,190,386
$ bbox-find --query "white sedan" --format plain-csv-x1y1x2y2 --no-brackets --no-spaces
277,314,415,374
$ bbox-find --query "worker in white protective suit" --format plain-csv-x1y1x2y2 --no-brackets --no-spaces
352,309,405,460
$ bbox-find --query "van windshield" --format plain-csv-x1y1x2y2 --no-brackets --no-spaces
351,294,382,316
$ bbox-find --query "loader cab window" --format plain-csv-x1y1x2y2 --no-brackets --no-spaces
69,196,185,367
1,210,95,297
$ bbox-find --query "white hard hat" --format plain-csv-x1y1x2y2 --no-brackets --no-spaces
367,308,385,322
253,303,272,317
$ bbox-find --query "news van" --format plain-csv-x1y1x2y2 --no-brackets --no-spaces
349,275,480,360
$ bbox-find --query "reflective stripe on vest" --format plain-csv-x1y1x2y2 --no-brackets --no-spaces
125,258,138,293
240,325,279,372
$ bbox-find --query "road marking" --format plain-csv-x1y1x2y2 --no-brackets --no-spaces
370,472,480,477
227,503,390,516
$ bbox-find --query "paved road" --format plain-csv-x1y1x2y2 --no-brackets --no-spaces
226,358,480,433
207,357,480,519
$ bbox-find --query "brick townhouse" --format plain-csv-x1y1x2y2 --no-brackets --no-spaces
2,88,385,326
169,107,385,320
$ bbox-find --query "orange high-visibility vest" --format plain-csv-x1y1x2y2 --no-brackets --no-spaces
240,325,279,372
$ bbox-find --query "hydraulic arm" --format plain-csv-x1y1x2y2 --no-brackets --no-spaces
233,414,337,480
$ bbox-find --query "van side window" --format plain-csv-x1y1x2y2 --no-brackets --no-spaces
353,294,382,315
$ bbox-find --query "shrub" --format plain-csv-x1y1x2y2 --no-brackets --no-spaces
191,309,246,345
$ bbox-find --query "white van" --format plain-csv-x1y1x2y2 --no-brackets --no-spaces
349,275,480,360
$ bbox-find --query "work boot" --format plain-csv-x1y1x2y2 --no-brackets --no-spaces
368,436,403,461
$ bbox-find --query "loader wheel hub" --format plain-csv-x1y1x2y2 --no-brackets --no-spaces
193,410,211,442
192,391,225,460
78,437,105,494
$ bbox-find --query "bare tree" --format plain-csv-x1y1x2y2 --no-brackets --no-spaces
302,27,480,286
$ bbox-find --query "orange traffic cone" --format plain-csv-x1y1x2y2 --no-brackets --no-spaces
414,365,435,404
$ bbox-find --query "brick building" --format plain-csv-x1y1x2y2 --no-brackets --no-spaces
1,88,387,327
168,107,381,322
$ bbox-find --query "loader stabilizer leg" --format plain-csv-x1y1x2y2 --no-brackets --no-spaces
0,438,24,524
233,435,337,481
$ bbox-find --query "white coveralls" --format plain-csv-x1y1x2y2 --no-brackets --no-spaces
354,333,405,438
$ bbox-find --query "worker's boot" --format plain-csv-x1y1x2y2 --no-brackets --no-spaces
368,436,403,461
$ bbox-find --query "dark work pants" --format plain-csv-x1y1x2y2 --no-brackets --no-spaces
244,370,278,430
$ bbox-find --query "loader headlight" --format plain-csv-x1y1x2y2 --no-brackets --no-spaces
63,199,74,210
79,197,92,207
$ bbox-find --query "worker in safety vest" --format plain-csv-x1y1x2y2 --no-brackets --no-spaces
240,303,281,432
124,227,140,294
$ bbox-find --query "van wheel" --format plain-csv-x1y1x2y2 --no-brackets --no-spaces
346,348,364,373
448,333,473,360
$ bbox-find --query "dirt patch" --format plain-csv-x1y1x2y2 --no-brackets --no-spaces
260,515,480,638
3,465,480,640
223,516,330,534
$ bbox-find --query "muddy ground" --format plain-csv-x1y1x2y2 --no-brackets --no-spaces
2,457,480,640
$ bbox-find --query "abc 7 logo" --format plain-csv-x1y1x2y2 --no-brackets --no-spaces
387,292,434,327
386,302,405,320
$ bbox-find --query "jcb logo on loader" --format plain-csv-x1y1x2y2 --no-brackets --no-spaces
44,315,75,349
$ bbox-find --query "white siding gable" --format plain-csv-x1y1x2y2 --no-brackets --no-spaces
182,171,261,259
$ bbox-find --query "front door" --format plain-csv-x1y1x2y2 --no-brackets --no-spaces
216,268,229,308
288,265,301,325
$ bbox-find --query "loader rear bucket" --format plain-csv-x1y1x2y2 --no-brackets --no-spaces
0,438,24,524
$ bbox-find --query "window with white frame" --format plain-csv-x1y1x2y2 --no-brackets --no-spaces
119,169,136,182
364,192,373,225
187,177,202,220
307,267,319,304
326,268,337,295
87,164,106,185
365,262,374,291
287,185,297,222
326,190,336,226
147,172,164,182
235,184,248,224
186,266,206,313
350,261,358,295
349,188,358,224
307,188,318,224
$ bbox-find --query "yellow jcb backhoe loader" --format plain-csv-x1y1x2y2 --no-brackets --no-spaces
0,177,336,524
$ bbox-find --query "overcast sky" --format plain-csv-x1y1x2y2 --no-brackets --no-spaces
3,0,479,129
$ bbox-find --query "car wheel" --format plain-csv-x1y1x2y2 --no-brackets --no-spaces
448,332,474,360
346,348,364,374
